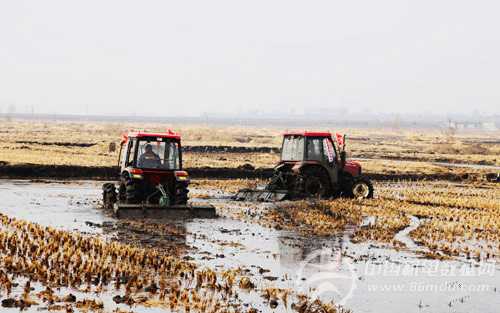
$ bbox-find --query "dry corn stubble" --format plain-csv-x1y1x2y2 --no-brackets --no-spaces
1,120,498,173
0,213,345,313
204,179,499,261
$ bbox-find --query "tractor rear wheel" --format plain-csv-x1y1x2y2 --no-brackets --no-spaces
118,182,126,201
301,167,332,199
350,176,374,199
175,182,189,205
125,179,142,203
102,183,117,210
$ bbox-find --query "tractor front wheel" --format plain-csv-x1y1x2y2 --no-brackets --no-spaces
350,176,374,199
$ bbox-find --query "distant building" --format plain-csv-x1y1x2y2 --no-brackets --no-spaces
481,122,498,131
446,120,498,131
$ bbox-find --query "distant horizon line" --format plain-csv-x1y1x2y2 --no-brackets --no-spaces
1,111,498,119
1,112,499,130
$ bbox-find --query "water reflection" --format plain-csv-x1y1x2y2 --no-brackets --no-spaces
278,233,344,267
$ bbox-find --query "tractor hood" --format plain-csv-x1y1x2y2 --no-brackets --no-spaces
344,160,362,176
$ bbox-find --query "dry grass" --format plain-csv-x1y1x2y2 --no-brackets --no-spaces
191,179,266,194
350,181,499,260
204,179,500,261
264,200,363,236
378,182,500,260
0,213,343,312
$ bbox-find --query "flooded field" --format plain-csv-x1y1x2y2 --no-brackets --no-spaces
0,179,498,313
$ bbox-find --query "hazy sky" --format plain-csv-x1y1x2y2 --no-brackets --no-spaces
1,0,499,116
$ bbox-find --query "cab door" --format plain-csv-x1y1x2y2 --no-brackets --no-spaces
118,139,128,170
304,136,338,184
322,137,339,184
120,138,137,170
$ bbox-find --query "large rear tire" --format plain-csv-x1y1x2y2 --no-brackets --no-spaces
349,176,374,199
125,179,142,203
102,183,117,210
118,182,126,201
300,167,332,199
175,182,189,205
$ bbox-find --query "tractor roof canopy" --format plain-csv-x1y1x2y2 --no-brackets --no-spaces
283,131,332,138
122,130,181,144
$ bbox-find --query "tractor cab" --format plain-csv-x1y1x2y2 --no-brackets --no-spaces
281,132,338,164
102,129,215,219
117,130,189,206
279,131,362,177
120,131,182,172
235,131,373,201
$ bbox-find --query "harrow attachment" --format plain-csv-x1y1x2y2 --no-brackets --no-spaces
233,188,289,202
102,183,216,219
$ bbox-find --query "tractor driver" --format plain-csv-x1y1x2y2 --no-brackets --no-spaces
138,144,161,168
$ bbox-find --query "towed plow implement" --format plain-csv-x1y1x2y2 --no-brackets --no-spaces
103,181,216,219
112,202,216,219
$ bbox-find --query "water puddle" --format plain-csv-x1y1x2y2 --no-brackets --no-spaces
394,215,421,250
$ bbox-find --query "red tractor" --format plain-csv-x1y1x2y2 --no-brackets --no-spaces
235,131,373,201
102,130,214,218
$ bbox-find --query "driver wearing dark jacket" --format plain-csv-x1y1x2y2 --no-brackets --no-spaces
138,144,161,168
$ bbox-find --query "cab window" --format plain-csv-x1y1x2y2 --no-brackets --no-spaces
119,141,128,167
306,138,324,161
165,142,180,169
126,139,137,166
281,136,305,161
136,138,180,170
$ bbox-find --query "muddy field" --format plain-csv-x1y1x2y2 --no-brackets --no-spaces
0,120,498,312
0,179,498,313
